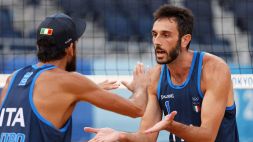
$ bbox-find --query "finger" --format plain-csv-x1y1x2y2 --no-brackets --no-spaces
133,64,137,78
106,84,120,90
101,80,109,84
134,61,141,77
146,68,152,82
84,127,100,134
136,63,141,75
140,62,144,74
88,137,98,142
98,80,108,87
105,81,120,89
165,111,177,121
144,121,166,134
145,111,177,134
103,86,119,90
107,80,117,84
137,62,144,75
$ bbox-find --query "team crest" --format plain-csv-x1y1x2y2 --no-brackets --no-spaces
40,28,53,35
193,105,201,112
192,97,201,112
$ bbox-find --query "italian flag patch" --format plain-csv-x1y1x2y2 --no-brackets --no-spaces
40,28,53,35
193,105,200,112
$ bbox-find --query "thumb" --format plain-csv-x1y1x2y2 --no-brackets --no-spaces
84,127,100,134
165,111,177,121
121,81,133,91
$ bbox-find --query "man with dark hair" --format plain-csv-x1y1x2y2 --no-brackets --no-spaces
0,13,149,142
85,5,239,142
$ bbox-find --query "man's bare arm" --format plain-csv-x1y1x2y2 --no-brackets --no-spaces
69,63,149,118
145,57,232,142
84,90,163,142
85,65,163,142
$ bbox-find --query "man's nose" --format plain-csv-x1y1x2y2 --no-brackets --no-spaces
153,36,162,47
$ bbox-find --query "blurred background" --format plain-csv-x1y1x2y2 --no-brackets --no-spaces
0,0,253,141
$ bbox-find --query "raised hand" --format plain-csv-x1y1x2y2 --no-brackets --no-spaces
121,63,151,111
84,127,122,142
121,62,150,93
145,111,177,134
98,80,120,90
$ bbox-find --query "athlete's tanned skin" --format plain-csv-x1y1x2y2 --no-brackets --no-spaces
85,5,239,142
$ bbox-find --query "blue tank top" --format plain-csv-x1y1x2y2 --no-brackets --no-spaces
157,51,239,142
0,64,72,142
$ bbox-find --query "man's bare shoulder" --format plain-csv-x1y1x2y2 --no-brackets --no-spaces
202,53,231,84
38,69,88,89
41,69,85,80
202,53,230,73
37,69,97,99
148,64,162,95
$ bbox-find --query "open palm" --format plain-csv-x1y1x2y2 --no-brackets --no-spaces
84,127,121,142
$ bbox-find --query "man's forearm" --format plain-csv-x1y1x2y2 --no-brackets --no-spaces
129,90,148,113
119,132,154,142
167,121,215,142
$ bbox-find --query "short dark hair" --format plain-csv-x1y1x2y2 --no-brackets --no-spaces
36,38,68,62
154,5,194,45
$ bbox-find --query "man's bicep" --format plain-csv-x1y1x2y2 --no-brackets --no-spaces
73,79,119,108
65,73,102,101
200,64,231,137
74,78,145,118
70,75,127,107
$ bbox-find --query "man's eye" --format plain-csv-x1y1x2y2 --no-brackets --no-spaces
164,34,169,37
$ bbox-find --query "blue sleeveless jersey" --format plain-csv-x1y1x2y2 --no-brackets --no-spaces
0,64,72,142
157,51,239,142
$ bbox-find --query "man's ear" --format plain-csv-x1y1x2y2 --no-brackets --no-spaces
65,43,74,56
181,34,192,48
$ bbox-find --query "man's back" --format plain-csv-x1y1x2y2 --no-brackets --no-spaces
0,62,149,141
0,64,72,142
33,65,77,128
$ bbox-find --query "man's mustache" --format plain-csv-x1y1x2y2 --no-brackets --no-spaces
155,46,166,52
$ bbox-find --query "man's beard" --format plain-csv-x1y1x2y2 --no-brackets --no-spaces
66,43,76,72
155,40,180,64
66,56,76,72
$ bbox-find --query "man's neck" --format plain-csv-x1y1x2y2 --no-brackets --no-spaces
37,60,66,70
167,50,194,85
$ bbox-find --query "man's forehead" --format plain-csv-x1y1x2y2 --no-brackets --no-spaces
152,18,178,32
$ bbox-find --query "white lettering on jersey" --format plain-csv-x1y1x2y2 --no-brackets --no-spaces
0,108,25,127
0,132,25,142
12,108,25,127
18,72,33,86
161,93,174,100
6,108,16,126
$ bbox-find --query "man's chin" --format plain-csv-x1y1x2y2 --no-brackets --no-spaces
156,58,173,64
156,60,167,64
